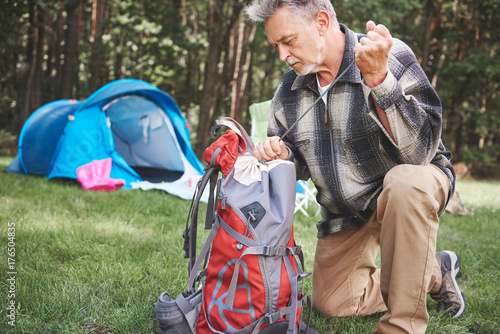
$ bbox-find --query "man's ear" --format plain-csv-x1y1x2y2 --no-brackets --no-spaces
316,11,330,35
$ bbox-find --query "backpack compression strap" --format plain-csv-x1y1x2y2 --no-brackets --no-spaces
211,117,255,155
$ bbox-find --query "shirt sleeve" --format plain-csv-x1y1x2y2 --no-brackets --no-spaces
361,39,443,166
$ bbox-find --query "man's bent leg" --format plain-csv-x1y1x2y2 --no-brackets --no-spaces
312,213,387,317
375,165,449,334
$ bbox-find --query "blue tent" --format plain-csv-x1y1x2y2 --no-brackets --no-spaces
6,79,204,189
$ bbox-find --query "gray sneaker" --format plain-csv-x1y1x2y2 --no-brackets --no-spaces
431,251,466,318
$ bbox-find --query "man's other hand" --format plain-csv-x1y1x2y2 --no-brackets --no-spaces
253,136,289,161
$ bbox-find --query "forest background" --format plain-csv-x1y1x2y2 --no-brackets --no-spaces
1,0,499,178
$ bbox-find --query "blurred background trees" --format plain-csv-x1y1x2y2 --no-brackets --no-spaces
1,0,499,177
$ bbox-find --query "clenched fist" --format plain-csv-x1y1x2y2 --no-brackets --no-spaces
253,136,289,162
353,21,393,88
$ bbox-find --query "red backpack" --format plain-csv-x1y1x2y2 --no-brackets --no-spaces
154,118,316,334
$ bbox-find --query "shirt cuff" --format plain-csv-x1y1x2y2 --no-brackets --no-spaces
362,71,400,111
285,146,294,162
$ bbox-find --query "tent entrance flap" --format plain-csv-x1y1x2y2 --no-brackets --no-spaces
105,95,186,183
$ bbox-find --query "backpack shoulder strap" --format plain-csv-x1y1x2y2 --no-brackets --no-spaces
182,162,220,275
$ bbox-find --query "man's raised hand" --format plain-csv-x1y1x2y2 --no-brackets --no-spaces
353,20,393,88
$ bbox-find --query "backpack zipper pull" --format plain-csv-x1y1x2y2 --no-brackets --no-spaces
218,193,227,210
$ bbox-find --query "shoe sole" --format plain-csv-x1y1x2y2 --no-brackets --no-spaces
443,250,466,318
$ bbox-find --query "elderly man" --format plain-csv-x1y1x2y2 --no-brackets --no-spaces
246,1,465,333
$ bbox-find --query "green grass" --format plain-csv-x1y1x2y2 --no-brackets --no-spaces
1,155,499,333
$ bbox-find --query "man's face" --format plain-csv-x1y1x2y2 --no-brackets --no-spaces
265,7,325,76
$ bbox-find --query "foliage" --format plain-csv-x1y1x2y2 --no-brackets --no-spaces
462,145,500,179
1,0,500,176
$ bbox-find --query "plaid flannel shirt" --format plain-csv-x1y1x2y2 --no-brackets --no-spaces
268,24,455,237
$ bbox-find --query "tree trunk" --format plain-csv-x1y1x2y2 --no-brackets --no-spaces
184,55,192,122
195,0,224,156
195,1,249,156
230,19,245,119
138,0,146,81
22,4,45,125
90,0,105,92
258,42,278,102
241,56,254,131
421,0,434,71
232,22,257,123
421,0,442,72
431,43,447,89
60,0,80,98
193,0,199,34
32,6,45,111
46,3,65,101
74,3,83,94
54,3,64,79
182,0,187,26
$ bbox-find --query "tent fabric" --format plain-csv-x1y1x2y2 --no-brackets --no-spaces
6,79,204,191
107,95,186,176
5,99,81,175
131,177,208,202
4,154,22,174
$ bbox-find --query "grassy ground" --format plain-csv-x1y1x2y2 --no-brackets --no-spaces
0,155,499,333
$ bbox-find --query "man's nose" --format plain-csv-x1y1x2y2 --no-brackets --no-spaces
277,45,290,62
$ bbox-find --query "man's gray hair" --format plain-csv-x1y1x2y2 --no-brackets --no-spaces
246,0,337,25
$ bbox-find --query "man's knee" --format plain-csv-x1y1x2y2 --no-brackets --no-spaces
382,164,445,199
378,164,449,219
384,164,423,189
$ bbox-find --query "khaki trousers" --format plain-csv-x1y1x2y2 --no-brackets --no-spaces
312,165,450,334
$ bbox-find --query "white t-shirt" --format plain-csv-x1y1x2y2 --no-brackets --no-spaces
316,74,332,107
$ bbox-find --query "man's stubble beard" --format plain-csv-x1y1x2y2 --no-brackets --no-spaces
288,42,325,76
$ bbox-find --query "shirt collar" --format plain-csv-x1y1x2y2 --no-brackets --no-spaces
291,23,362,92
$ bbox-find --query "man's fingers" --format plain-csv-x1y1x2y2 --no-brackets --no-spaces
365,20,392,39
366,30,381,41
254,145,272,161
265,137,282,157
253,144,262,159
263,141,276,158
253,136,285,161
366,20,376,32
357,22,392,53
368,21,391,39
270,138,283,154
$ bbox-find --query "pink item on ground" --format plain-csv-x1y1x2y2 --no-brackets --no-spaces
76,158,125,192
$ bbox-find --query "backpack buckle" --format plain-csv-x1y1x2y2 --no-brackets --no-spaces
264,311,281,325
263,245,277,256
211,120,223,137
294,245,302,255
